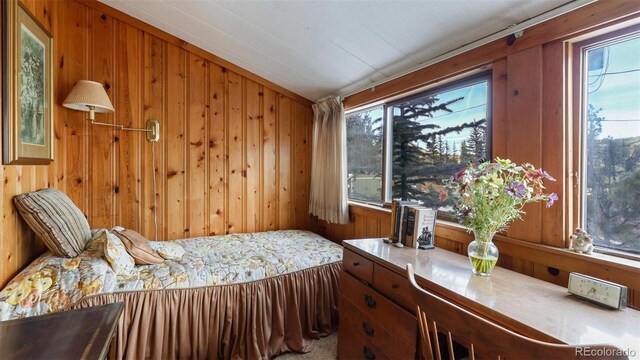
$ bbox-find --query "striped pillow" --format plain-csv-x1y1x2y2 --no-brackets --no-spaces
14,188,91,257
111,226,163,265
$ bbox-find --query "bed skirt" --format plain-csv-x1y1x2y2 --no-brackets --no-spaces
71,261,342,359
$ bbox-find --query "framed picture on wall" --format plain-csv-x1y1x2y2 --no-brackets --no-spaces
2,0,53,165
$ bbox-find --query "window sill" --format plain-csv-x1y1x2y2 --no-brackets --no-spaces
348,200,390,214
436,221,640,290
346,202,639,289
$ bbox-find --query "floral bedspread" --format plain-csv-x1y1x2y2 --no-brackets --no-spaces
0,230,342,321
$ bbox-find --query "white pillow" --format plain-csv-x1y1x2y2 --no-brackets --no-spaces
148,242,185,261
102,230,136,276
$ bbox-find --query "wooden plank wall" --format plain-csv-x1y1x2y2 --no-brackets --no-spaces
0,0,313,287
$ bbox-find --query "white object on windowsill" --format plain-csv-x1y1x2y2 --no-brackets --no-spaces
569,228,594,255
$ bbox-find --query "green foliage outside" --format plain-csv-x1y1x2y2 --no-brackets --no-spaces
346,91,489,210
585,105,640,253
346,111,383,202
391,94,487,210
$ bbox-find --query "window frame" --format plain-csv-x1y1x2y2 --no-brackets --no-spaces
570,24,640,260
345,105,386,205
346,71,493,215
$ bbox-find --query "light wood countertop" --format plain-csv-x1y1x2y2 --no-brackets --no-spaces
344,239,640,358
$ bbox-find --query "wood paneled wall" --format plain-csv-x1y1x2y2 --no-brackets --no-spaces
311,0,640,309
1,0,313,287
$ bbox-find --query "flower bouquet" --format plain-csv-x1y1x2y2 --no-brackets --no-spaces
440,158,558,275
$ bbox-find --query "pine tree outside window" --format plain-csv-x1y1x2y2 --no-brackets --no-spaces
345,72,492,217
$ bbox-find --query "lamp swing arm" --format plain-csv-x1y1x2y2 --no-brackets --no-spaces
90,120,152,133
85,105,160,143
89,118,160,144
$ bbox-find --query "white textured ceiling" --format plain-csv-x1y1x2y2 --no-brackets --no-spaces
99,0,572,101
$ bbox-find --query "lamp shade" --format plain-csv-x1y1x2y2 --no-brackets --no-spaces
63,80,114,113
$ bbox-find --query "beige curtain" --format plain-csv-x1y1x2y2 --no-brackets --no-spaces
309,98,349,224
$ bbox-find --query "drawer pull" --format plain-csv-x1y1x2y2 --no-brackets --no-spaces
363,346,376,360
363,294,377,309
352,262,360,266
391,283,399,289
362,321,375,337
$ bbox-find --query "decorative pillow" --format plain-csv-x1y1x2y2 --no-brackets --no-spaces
111,226,163,265
13,188,91,257
149,242,185,261
102,230,135,277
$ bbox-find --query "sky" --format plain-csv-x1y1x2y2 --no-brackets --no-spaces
420,81,488,149
587,36,640,139
387,80,489,155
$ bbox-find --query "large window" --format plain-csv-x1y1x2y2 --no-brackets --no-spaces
580,28,640,255
346,73,491,214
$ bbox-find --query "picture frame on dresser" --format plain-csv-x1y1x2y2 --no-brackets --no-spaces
2,0,53,165
407,207,437,249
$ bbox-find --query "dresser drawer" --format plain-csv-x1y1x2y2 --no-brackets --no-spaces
340,295,416,360
340,271,417,346
337,313,390,360
373,264,415,312
338,336,388,360
344,249,374,284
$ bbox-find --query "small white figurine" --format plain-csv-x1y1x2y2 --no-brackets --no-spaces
569,228,594,255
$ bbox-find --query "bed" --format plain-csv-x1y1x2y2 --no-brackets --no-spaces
0,229,343,359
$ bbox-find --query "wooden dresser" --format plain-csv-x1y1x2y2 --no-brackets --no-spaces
338,239,640,360
337,244,419,360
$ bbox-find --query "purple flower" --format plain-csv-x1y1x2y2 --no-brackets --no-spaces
505,181,526,199
454,168,466,180
537,168,556,181
546,193,558,208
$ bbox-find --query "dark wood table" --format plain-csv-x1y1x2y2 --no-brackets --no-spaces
0,302,124,360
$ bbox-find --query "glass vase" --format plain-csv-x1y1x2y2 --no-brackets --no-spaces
467,230,499,276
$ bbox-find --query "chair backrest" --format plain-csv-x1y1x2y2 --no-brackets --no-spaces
406,264,628,360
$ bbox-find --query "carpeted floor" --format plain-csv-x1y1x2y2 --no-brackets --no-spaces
276,332,337,359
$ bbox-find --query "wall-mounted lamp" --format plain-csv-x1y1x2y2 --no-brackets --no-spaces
63,80,160,143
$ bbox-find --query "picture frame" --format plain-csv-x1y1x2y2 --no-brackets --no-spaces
416,209,437,250
2,0,53,165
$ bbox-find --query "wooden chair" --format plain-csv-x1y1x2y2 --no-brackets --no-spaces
406,264,628,360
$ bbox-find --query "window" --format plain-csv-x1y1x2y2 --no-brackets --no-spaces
346,73,492,215
389,76,490,210
579,28,640,255
346,107,384,203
